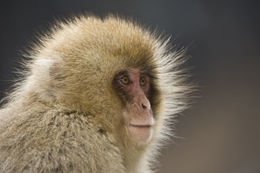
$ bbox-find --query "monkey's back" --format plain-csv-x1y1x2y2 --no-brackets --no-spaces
0,103,126,173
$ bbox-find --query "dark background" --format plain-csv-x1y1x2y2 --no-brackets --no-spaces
0,1,260,173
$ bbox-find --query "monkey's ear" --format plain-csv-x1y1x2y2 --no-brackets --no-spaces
26,55,64,102
32,56,63,81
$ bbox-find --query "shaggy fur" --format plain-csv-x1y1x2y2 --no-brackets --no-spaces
0,15,190,173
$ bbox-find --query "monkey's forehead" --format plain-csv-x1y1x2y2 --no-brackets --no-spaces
35,16,159,73
42,16,157,57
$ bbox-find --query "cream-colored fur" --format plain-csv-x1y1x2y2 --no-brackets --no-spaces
0,15,190,173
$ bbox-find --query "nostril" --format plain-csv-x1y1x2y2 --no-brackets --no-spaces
141,103,147,109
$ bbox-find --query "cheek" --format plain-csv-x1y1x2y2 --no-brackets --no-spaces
143,86,150,96
143,78,151,93
122,109,130,124
122,107,138,124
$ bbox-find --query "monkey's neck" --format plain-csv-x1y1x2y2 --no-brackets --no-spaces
119,141,149,173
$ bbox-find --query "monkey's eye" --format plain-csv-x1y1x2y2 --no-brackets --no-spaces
140,76,146,86
120,75,130,85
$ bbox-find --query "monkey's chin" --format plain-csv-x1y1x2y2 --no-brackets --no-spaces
127,125,153,145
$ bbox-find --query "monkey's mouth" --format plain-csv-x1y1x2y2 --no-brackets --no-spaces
127,125,153,144
127,122,154,143
129,124,152,128
128,118,154,128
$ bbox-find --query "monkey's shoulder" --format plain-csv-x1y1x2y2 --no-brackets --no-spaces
0,107,126,173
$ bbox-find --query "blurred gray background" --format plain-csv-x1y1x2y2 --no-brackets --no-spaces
0,0,259,173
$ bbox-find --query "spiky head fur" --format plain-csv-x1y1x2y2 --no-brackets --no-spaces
0,15,191,173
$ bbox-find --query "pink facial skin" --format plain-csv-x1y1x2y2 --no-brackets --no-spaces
115,69,154,144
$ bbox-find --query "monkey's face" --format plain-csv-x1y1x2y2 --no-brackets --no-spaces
113,68,154,145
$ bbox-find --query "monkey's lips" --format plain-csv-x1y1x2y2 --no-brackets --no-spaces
127,123,154,143
129,123,152,128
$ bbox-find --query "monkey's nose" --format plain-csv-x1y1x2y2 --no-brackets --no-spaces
141,103,147,109
136,92,151,110
141,101,151,110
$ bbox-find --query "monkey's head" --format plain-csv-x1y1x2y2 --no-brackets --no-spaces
20,16,189,149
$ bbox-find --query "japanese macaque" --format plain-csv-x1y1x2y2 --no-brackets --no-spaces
0,15,190,173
